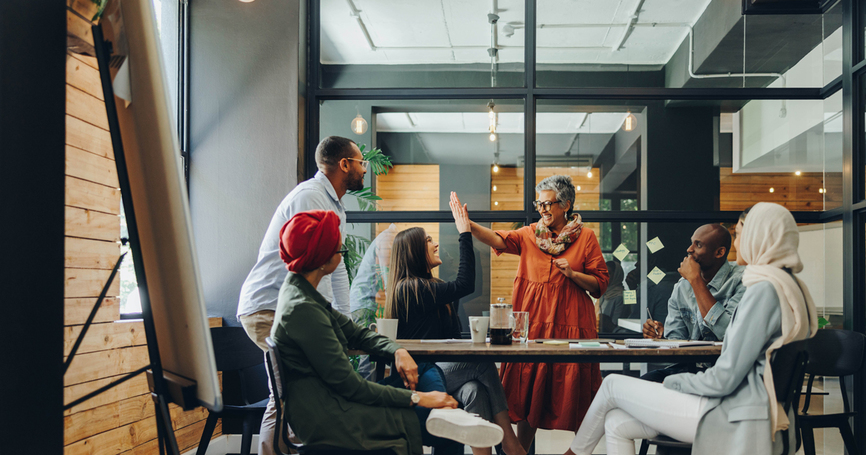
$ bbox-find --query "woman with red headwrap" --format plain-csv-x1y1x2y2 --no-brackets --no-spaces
270,210,502,455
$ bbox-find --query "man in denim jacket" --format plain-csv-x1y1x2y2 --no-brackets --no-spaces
641,224,746,382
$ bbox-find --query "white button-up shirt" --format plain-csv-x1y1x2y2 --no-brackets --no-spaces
237,171,349,318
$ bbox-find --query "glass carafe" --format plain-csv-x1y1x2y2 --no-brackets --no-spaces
490,300,514,345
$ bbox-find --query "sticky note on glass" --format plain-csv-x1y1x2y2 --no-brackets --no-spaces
646,237,664,253
647,267,666,284
613,244,630,261
624,290,637,305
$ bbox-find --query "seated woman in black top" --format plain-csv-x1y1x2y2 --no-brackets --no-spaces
385,194,526,455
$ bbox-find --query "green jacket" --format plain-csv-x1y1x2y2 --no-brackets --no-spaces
272,272,422,455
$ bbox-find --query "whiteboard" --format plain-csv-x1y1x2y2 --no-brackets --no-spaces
101,0,222,412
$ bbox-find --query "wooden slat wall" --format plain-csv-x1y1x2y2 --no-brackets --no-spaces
489,167,601,305
64,6,221,454
719,167,842,212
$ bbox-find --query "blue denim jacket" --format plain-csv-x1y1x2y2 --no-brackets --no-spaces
663,261,746,341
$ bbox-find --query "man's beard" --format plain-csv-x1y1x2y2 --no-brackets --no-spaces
347,170,365,191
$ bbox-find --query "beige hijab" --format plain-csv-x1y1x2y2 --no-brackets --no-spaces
739,202,817,439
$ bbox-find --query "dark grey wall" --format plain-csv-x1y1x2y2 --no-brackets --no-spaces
190,0,300,324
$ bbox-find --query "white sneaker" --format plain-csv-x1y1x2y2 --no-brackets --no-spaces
426,408,504,448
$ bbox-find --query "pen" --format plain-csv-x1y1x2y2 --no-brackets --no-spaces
646,307,661,339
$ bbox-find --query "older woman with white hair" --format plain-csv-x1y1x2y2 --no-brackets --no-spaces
453,174,610,450
563,202,817,455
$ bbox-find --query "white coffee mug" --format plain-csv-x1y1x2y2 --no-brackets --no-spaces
370,318,399,341
469,316,490,343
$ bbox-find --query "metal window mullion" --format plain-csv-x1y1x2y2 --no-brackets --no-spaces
524,0,536,226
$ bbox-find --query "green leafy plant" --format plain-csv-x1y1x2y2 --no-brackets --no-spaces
90,0,108,21
818,316,830,329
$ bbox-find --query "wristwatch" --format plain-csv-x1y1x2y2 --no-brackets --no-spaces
410,392,420,406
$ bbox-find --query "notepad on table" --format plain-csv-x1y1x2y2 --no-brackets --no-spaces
623,339,714,348
569,342,609,349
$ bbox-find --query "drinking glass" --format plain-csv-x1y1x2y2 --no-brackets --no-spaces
512,311,529,343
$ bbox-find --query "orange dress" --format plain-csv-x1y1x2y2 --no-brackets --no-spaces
494,225,609,431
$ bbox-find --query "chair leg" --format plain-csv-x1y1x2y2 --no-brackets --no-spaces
638,439,650,455
240,415,255,455
838,423,859,455
800,425,816,455
196,413,219,455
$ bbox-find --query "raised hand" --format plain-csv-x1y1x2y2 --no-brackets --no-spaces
450,191,471,234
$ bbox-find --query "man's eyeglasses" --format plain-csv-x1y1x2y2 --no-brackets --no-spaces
532,200,561,211
336,248,349,256
347,158,370,171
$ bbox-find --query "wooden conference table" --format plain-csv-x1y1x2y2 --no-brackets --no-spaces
364,340,722,380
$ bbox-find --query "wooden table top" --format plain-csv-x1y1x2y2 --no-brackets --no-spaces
358,340,722,364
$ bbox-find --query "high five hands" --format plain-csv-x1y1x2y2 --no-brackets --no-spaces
450,191,471,234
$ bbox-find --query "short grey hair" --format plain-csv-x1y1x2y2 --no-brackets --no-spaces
535,175,575,216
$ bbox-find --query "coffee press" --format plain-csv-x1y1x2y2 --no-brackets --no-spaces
490,298,514,345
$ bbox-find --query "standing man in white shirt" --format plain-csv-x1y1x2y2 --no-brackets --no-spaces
237,135,367,455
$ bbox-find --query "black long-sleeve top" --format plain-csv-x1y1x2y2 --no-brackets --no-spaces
394,232,475,340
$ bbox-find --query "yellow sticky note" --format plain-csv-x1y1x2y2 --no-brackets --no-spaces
647,267,666,285
613,244,630,261
646,237,665,253
624,290,637,305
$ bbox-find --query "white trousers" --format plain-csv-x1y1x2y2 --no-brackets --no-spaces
570,374,708,455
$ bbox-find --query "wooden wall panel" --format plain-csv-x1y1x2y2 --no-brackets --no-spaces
66,207,120,242
67,115,113,159
65,237,119,269
719,168,842,212
66,145,118,188
64,321,147,356
65,297,120,326
66,54,104,100
66,176,121,215
65,268,121,298
64,374,149,416
65,346,150,387
66,84,109,129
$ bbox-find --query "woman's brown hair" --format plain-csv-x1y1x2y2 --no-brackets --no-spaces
384,227,440,319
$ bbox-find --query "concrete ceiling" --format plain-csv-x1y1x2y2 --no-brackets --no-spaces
321,0,712,65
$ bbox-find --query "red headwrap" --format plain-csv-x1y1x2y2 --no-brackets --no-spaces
279,210,341,272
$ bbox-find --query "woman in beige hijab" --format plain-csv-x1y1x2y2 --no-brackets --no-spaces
564,202,817,455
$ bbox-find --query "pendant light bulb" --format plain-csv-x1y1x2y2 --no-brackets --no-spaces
492,164,499,173
351,114,368,135
489,132,497,142
587,170,593,178
623,112,637,132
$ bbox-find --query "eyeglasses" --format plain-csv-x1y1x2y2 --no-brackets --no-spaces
532,200,562,211
346,158,370,171
336,248,349,256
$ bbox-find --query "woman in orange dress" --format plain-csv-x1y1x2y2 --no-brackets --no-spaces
451,175,609,450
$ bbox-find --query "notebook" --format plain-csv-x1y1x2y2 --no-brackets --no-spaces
623,339,715,348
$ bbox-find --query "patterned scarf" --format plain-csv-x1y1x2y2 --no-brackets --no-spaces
535,214,583,255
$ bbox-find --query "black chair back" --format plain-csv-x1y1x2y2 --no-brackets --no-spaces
770,338,810,454
211,326,269,406
265,336,297,455
803,329,866,377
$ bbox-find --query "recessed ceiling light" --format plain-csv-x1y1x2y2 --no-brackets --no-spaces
794,170,801,176
769,187,775,193
492,185,497,191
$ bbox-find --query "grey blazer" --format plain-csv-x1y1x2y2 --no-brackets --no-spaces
664,280,801,455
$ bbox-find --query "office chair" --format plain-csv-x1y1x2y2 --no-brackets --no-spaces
197,327,269,455
798,329,865,455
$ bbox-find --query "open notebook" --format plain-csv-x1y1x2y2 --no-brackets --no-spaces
623,339,715,348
